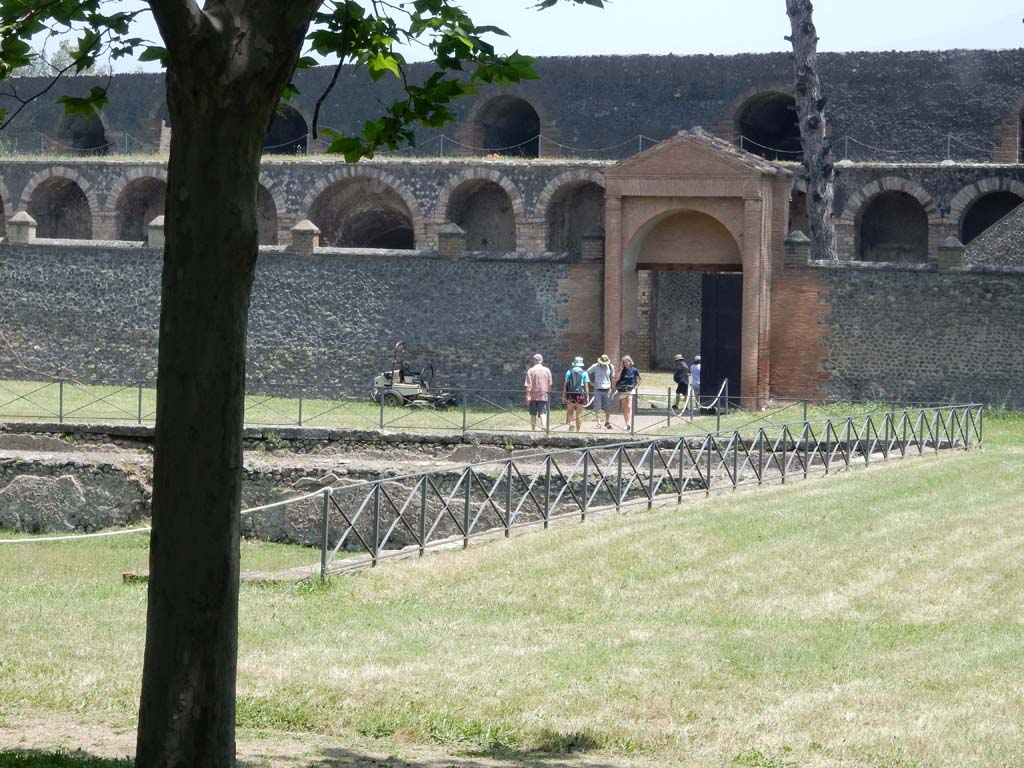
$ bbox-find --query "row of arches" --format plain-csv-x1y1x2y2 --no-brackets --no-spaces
1,170,608,254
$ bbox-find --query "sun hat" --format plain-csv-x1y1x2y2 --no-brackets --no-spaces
673,354,685,362
572,356,584,367
694,354,701,362
598,354,610,364
532,353,543,363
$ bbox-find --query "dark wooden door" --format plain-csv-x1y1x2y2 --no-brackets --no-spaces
700,273,743,400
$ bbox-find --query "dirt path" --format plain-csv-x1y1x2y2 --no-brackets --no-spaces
0,715,640,768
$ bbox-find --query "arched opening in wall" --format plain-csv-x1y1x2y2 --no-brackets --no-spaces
546,181,604,253
115,177,166,241
309,178,415,249
446,180,515,251
630,210,743,389
735,92,800,161
476,96,540,158
257,185,278,245
960,191,1023,245
857,191,929,263
57,113,109,155
27,177,92,239
264,105,307,155
788,189,809,235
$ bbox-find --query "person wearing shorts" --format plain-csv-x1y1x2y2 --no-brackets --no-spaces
614,355,641,430
587,354,615,429
562,356,591,433
524,353,552,431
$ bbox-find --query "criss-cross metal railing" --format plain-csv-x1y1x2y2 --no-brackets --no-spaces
239,404,983,578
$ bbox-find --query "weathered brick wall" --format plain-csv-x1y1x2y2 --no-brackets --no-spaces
0,241,593,400
772,263,1024,407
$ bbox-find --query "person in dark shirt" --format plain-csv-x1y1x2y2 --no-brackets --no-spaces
672,354,690,410
614,355,641,430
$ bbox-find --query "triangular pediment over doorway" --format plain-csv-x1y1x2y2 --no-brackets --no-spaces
606,128,792,182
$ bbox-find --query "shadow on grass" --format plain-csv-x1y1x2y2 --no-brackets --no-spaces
0,752,131,768
307,745,623,767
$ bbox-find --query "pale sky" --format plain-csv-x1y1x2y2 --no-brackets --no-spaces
54,0,1024,72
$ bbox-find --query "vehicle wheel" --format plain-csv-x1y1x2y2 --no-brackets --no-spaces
382,391,404,408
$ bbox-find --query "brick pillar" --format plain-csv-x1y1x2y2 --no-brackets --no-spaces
291,219,320,255
437,222,466,257
784,230,812,268
936,236,965,272
7,211,37,244
603,196,623,364
742,197,770,409
148,215,165,249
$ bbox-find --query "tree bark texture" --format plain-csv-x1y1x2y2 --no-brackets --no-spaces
136,3,318,766
786,0,838,261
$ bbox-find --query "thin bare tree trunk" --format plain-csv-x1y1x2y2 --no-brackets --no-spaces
786,0,838,260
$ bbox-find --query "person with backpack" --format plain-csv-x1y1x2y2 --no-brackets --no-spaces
562,355,591,433
672,354,690,410
614,354,641,430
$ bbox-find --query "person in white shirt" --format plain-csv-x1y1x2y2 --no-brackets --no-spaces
586,354,616,429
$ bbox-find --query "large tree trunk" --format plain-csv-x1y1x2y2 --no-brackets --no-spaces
786,0,838,261
136,4,317,765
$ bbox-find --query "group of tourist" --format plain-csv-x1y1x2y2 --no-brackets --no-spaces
523,352,702,433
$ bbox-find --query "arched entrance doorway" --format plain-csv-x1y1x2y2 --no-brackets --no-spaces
602,131,792,407
627,210,744,399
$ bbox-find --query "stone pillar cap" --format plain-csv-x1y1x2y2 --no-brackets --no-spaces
9,211,36,224
437,222,465,235
785,230,811,244
939,236,964,248
292,219,320,233
149,215,165,226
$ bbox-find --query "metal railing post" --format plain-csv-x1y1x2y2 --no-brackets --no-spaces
504,461,513,537
137,382,143,425
463,468,471,548
979,405,984,445
58,379,64,424
616,447,624,510
780,426,788,484
543,457,552,528
320,488,331,579
676,438,684,501
803,399,808,424
378,391,385,429
724,380,729,416
824,419,831,475
581,450,589,521
667,387,672,428
705,436,713,495
716,403,720,433
462,391,468,436
630,392,637,435
757,428,765,485
419,478,427,556
647,442,656,509
371,484,381,566
297,393,303,427
732,432,739,488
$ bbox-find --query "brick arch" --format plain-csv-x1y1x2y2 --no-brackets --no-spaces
948,177,1024,222
714,82,794,142
532,169,605,219
258,173,287,217
301,167,423,225
838,176,941,225
104,167,169,215
434,168,526,221
19,167,100,215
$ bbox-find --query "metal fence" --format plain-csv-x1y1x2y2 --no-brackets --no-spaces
239,403,983,578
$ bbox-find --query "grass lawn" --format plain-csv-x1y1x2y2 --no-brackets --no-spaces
1,413,1021,767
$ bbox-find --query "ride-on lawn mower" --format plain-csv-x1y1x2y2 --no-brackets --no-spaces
371,341,458,409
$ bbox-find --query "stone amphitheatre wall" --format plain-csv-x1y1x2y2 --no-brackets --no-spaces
4,50,1024,162
770,262,1024,408
0,240,603,398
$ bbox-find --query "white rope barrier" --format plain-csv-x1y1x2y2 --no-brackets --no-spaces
0,525,151,544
